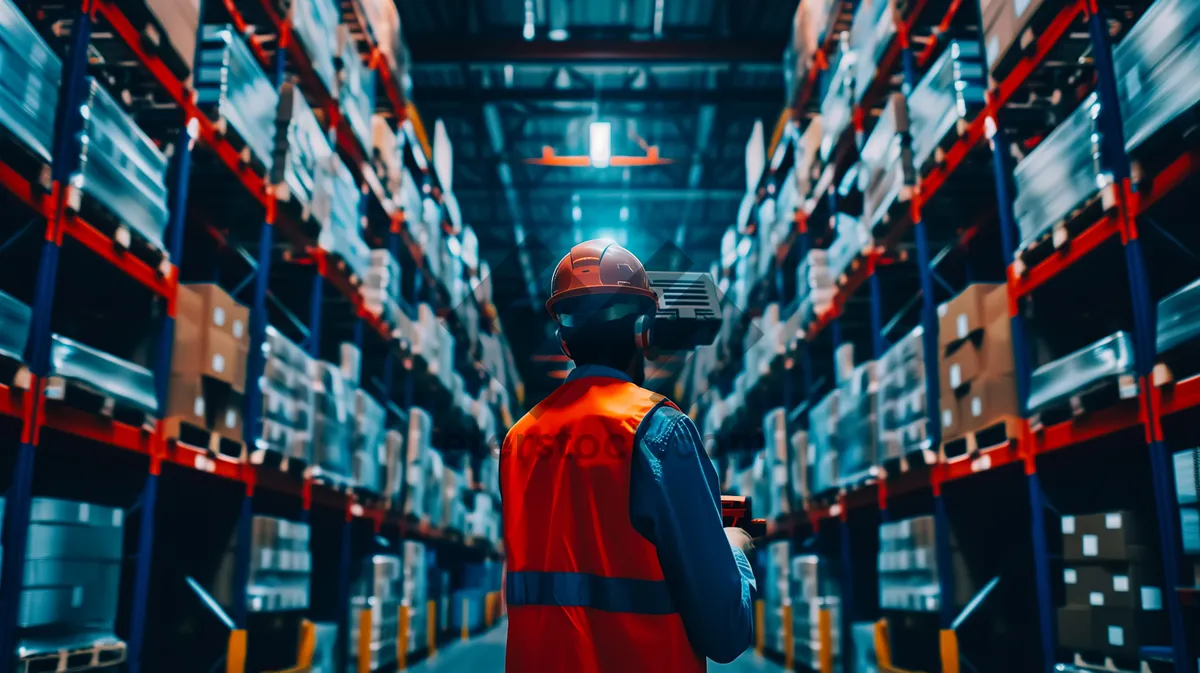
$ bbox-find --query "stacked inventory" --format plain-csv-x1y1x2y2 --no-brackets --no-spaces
401,541,429,655
316,155,371,282
850,622,880,673
810,390,840,496
310,622,338,673
908,41,987,175
0,0,60,168
69,78,170,253
1027,331,1138,422
311,357,354,486
363,249,403,326
797,249,835,324
1115,0,1200,157
834,346,879,488
351,387,388,496
372,115,403,197
195,24,278,173
167,284,251,452
937,283,1018,457
349,555,401,670
1057,511,1168,659
287,0,339,95
820,34,858,161
402,303,456,393
793,554,842,671
441,461,468,533
143,0,201,81
879,516,950,612
402,408,436,519
850,0,897,104
15,498,126,665
465,492,500,543
350,0,405,89
980,0,1044,76
1173,450,1200,563
47,334,159,418
877,326,931,463
337,26,376,151
828,214,872,282
790,428,812,503
763,541,792,654
256,327,316,468
1012,91,1104,256
1158,278,1200,378
272,82,332,220
215,516,311,613
858,93,915,231
762,409,794,520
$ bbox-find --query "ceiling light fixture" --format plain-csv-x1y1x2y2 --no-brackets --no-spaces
589,122,612,168
548,28,569,41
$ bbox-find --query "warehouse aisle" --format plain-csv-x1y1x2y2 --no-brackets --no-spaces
407,622,791,673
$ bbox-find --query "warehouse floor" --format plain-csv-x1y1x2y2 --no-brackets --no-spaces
406,623,790,672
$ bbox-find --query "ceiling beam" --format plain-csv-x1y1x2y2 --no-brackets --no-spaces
410,86,784,105
406,39,786,65
452,186,742,201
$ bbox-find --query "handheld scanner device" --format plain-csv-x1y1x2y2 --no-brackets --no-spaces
645,271,723,351
721,495,767,538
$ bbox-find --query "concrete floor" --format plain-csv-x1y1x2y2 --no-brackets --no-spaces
407,622,790,673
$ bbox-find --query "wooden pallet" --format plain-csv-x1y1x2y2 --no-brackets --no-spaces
249,446,308,478
1029,375,1139,431
42,375,156,431
1071,651,1152,673
941,415,1022,461
0,122,52,197
1152,345,1200,388
109,0,192,80
838,466,882,493
1013,188,1115,276
63,185,171,277
918,110,985,178
18,638,126,673
194,109,272,181
882,447,938,476
163,416,245,460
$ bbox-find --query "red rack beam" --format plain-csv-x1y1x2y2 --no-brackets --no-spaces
1008,212,1122,300
991,0,1087,111
42,401,154,455
60,213,177,304
939,441,1023,484
1159,375,1200,418
0,159,51,217
1138,147,1200,212
1028,401,1143,454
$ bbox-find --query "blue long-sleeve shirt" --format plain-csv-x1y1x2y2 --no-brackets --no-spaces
560,364,757,663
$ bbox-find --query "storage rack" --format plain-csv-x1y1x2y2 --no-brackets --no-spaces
0,1,511,672
707,0,1200,670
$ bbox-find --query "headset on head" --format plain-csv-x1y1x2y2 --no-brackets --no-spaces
553,298,656,359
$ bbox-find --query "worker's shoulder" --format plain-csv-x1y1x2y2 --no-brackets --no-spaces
636,403,696,453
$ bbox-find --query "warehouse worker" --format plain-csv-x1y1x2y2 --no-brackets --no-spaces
500,240,756,672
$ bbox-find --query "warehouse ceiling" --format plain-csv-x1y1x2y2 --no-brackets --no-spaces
399,0,792,401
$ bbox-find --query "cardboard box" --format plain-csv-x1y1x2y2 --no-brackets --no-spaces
942,325,1014,391
166,374,208,428
956,374,1019,433
1062,511,1151,562
937,284,1005,349
182,283,250,343
172,327,248,393
940,397,960,439
215,392,245,444
1063,563,1164,610
983,0,1020,73
1056,606,1093,650
1058,606,1168,655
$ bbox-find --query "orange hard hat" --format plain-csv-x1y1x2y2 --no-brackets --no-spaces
546,240,658,318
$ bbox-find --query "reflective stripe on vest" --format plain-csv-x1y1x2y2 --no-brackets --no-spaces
506,571,676,615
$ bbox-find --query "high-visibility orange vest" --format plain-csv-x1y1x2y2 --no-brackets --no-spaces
500,376,706,673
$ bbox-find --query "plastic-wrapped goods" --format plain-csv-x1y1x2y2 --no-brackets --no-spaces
763,541,792,654
272,83,333,218
828,214,872,282
0,289,29,361
310,622,338,673
785,0,838,101
72,78,170,252
1157,278,1200,356
288,0,339,95
795,116,824,203
879,516,942,612
820,34,858,162
1115,0,1200,155
351,0,406,90
797,249,834,325
1027,331,1138,415
859,93,914,232
349,555,401,670
17,498,126,661
48,334,158,416
260,327,315,465
338,27,376,153
372,115,402,196
835,361,879,487
809,391,840,495
1013,93,1102,251
0,0,60,166
850,0,897,104
311,360,354,485
352,389,386,495
196,25,278,173
877,326,930,461
424,449,446,526
404,408,433,517
363,249,402,326
763,408,793,519
851,622,880,673
790,429,811,502
403,303,455,391
442,465,468,532
908,41,986,175
214,516,310,613
315,155,371,281
793,554,841,672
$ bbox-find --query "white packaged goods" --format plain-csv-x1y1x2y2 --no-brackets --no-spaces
216,516,311,613
311,360,354,485
351,389,386,495
850,0,897,104
828,214,872,283
877,326,930,461
364,250,403,326
372,115,403,196
763,541,792,654
809,391,840,495
835,360,879,487
315,155,371,282
764,409,793,519
820,35,857,162
288,0,339,95
797,249,834,324
793,555,842,671
337,27,375,152
272,83,332,215
878,516,957,612
404,408,433,518
259,327,316,464
196,25,278,172
858,93,915,231
349,555,401,670
0,0,60,165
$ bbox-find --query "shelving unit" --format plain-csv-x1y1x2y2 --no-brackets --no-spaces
699,0,1200,671
0,1,512,672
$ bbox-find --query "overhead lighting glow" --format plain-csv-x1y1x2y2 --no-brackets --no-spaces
548,28,569,41
594,229,628,246
523,0,536,40
736,237,752,256
589,121,612,168
620,206,630,222
572,205,583,222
